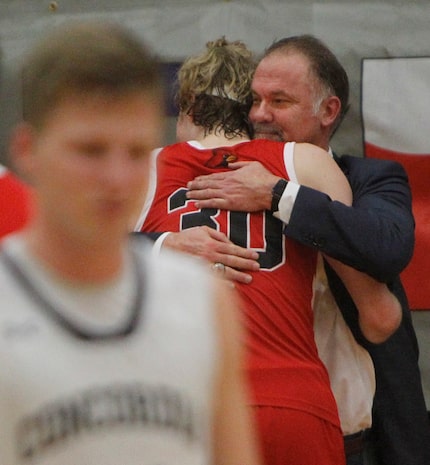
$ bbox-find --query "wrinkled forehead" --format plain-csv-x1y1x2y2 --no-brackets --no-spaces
257,51,312,77
252,52,314,96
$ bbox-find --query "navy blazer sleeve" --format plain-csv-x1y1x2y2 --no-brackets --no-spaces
284,155,415,282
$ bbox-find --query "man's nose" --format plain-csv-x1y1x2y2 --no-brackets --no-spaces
250,101,273,123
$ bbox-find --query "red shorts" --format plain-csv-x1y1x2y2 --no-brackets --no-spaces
254,406,346,465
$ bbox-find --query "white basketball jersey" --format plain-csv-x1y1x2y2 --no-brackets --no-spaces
0,235,218,465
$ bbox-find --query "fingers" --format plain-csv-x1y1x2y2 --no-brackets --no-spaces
186,187,223,201
211,262,254,284
187,174,226,190
186,175,225,202
207,232,259,283
188,162,261,191
165,226,259,284
215,242,260,264
214,253,259,271
204,227,232,244
224,266,254,284
210,246,259,285
195,198,230,209
207,237,260,268
190,162,251,186
186,188,232,209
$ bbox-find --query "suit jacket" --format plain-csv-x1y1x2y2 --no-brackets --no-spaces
286,155,415,281
285,154,430,465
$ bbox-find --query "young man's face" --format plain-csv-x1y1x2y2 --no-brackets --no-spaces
17,91,162,245
249,51,328,149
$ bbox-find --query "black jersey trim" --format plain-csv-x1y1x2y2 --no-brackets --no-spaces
0,248,144,341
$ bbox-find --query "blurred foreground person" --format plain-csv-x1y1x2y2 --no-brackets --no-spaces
0,22,261,465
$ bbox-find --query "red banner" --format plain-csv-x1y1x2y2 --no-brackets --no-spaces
362,57,430,310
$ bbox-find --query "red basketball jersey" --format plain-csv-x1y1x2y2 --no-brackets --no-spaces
138,140,340,427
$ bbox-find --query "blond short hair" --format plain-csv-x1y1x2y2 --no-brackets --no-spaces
177,37,256,138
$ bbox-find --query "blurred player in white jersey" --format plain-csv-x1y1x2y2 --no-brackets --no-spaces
0,21,261,465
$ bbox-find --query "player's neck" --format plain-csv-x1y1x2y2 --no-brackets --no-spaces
22,222,126,284
197,130,249,149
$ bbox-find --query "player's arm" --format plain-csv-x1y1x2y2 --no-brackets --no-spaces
294,143,401,342
292,142,352,206
211,278,262,465
323,258,402,343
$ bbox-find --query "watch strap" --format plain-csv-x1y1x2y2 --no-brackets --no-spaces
270,178,288,213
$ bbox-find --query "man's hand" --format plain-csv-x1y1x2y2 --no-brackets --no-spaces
186,161,279,212
163,226,260,284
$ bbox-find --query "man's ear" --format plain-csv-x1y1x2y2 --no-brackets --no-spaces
9,122,36,184
320,95,341,129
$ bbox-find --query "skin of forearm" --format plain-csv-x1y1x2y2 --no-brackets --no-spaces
325,256,402,344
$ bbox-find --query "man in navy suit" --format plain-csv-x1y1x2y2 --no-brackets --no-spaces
182,35,430,465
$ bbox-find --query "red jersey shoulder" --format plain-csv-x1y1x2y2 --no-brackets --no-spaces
157,142,238,170
0,169,32,238
157,140,288,175
232,140,289,176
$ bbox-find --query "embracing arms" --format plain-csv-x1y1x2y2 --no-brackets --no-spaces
187,154,414,282
186,145,404,342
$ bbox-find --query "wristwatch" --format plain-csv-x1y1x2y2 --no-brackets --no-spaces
270,179,288,213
